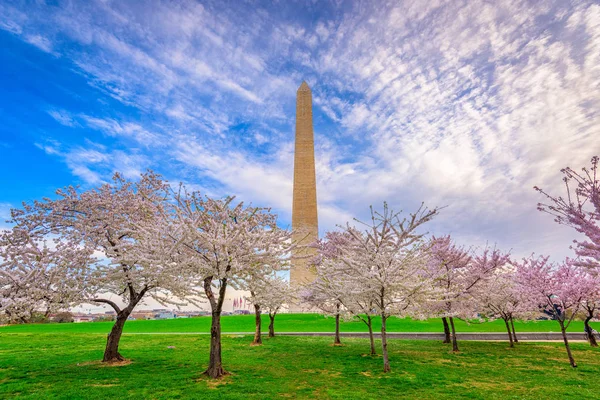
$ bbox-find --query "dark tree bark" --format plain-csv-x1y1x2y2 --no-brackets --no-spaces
103,312,129,362
558,319,577,368
252,303,262,345
354,313,376,355
381,313,390,372
449,316,459,353
367,316,376,356
503,316,514,348
334,303,342,345
442,317,451,344
509,315,518,343
584,311,598,347
95,287,146,363
203,276,228,378
268,313,276,338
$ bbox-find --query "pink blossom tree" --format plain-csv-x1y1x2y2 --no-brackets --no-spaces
423,236,510,352
535,156,600,270
515,256,595,367
576,268,600,347
173,192,293,378
423,236,472,346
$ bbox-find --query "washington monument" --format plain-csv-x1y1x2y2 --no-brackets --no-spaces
290,81,318,287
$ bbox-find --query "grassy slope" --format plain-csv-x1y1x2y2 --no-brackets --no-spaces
0,313,593,334
0,333,599,399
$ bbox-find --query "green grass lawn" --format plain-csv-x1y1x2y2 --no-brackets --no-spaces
0,332,599,399
0,313,594,335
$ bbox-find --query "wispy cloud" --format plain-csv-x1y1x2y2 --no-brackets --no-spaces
2,0,599,261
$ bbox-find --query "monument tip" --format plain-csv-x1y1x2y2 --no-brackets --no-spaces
298,81,311,92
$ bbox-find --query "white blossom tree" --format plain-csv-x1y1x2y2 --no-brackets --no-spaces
310,230,379,354
334,202,439,372
473,268,523,347
173,192,293,378
244,274,294,342
0,224,92,323
301,272,346,346
10,172,197,362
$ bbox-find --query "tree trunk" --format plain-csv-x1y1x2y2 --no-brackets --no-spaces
205,310,225,377
584,313,598,347
442,317,451,344
367,316,376,356
381,314,390,372
503,317,514,348
510,315,518,343
203,277,228,378
559,320,577,368
268,313,276,338
102,312,129,362
252,304,262,345
334,309,342,345
449,316,459,353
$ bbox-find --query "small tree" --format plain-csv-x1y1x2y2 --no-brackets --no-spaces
312,230,379,354
245,274,294,341
577,269,600,347
241,259,289,346
337,203,439,372
474,268,522,347
423,236,472,346
174,192,292,378
516,256,594,367
301,279,346,346
424,236,509,352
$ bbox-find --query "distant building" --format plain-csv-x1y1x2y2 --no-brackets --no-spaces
154,311,175,320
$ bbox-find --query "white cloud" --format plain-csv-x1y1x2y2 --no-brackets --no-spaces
24,34,54,53
47,109,77,127
4,0,599,262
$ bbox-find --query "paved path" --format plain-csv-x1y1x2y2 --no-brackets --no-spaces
125,331,588,341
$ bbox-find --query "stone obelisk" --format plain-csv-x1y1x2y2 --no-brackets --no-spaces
290,81,318,289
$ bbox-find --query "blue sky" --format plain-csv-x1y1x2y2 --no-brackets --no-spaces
1,0,599,262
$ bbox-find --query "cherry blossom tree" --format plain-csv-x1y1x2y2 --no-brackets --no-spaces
423,236,510,352
0,224,92,323
257,276,295,338
474,268,523,347
10,172,196,362
173,192,293,378
515,256,594,367
423,236,472,346
241,259,291,345
310,230,379,354
535,156,600,270
576,268,600,347
301,276,346,346
245,274,294,341
335,202,439,372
